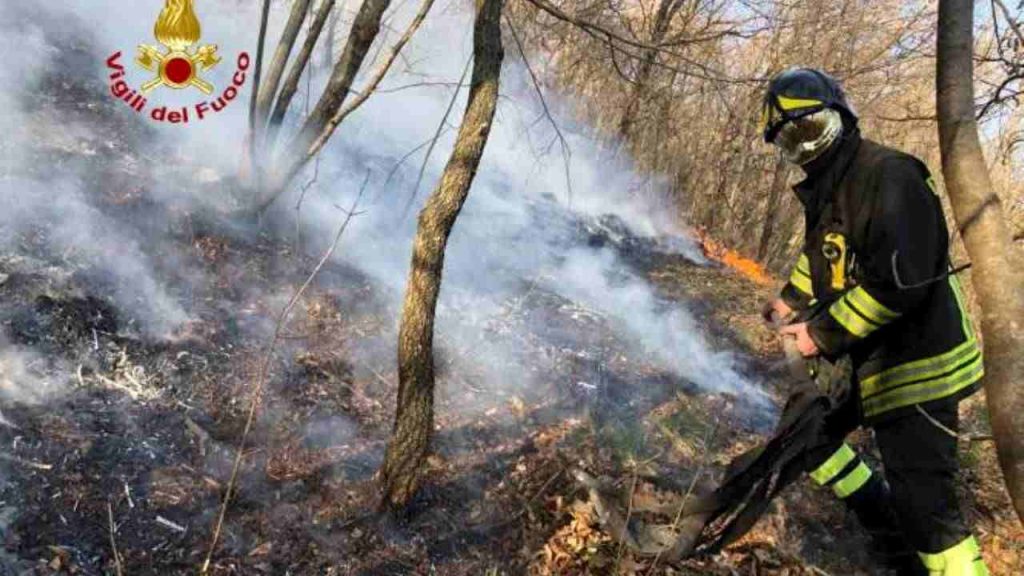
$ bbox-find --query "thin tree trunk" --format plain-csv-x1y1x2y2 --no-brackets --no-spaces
267,0,337,145
254,0,313,139
380,0,505,510
257,0,392,211
616,0,682,141
937,0,1024,524
247,0,273,182
757,155,788,262
321,8,339,69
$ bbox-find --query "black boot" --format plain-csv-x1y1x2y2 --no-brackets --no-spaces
843,474,926,575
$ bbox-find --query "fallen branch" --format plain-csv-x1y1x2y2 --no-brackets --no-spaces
200,176,368,574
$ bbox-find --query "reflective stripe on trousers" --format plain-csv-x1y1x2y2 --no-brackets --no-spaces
918,536,989,576
809,443,872,499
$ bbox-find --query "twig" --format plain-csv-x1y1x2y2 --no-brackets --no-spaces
124,481,135,509
156,515,187,533
505,14,574,206
518,0,763,85
107,501,124,576
400,56,473,221
375,131,450,205
483,466,565,532
0,409,17,430
528,466,565,505
993,0,1024,47
200,174,369,574
0,453,52,470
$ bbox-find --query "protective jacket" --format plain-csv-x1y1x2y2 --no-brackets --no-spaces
779,128,983,423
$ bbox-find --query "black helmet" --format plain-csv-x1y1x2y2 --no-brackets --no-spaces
761,68,857,144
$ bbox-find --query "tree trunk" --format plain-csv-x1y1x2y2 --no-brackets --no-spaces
757,155,789,262
616,0,682,141
257,0,392,211
379,0,505,510
254,0,313,139
266,0,337,145
321,8,339,69
937,0,1024,524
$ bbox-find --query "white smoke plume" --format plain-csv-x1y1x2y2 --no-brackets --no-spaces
0,0,770,419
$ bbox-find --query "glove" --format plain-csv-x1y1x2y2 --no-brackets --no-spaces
761,298,793,326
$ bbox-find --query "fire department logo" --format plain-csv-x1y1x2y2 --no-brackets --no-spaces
104,0,249,124
136,0,221,95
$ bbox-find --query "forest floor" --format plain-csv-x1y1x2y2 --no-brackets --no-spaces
1,25,1023,576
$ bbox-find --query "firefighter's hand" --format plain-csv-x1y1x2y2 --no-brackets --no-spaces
779,323,820,357
761,298,793,325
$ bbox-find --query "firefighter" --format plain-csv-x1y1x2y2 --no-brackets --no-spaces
759,68,989,575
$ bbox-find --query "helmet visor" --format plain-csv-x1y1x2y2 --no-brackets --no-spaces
761,94,825,143
772,108,843,165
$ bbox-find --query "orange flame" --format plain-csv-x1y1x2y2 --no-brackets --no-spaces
697,230,774,286
155,0,201,51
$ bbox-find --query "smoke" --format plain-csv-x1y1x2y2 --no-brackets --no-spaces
0,0,769,422
0,336,63,406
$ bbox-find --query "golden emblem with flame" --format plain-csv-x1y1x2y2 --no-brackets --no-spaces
136,0,220,94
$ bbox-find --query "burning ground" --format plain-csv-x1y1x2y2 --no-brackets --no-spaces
1,4,1022,576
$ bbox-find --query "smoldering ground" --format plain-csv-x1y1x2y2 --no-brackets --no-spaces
2,0,769,410
0,1,777,572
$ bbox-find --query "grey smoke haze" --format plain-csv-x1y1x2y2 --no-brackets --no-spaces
0,1,769,413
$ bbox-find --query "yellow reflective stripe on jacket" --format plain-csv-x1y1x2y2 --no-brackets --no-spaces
859,273,983,418
949,275,974,338
809,444,856,485
789,254,814,297
828,296,880,338
861,337,979,398
918,535,989,576
844,286,900,325
862,350,984,418
832,461,871,499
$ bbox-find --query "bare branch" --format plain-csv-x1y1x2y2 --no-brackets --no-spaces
401,57,474,220
518,0,764,85
994,0,1024,47
107,501,123,576
305,0,438,162
505,13,574,205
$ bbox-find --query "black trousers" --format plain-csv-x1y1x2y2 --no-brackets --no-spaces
807,395,970,555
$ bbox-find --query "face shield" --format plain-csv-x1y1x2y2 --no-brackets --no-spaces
770,108,843,165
